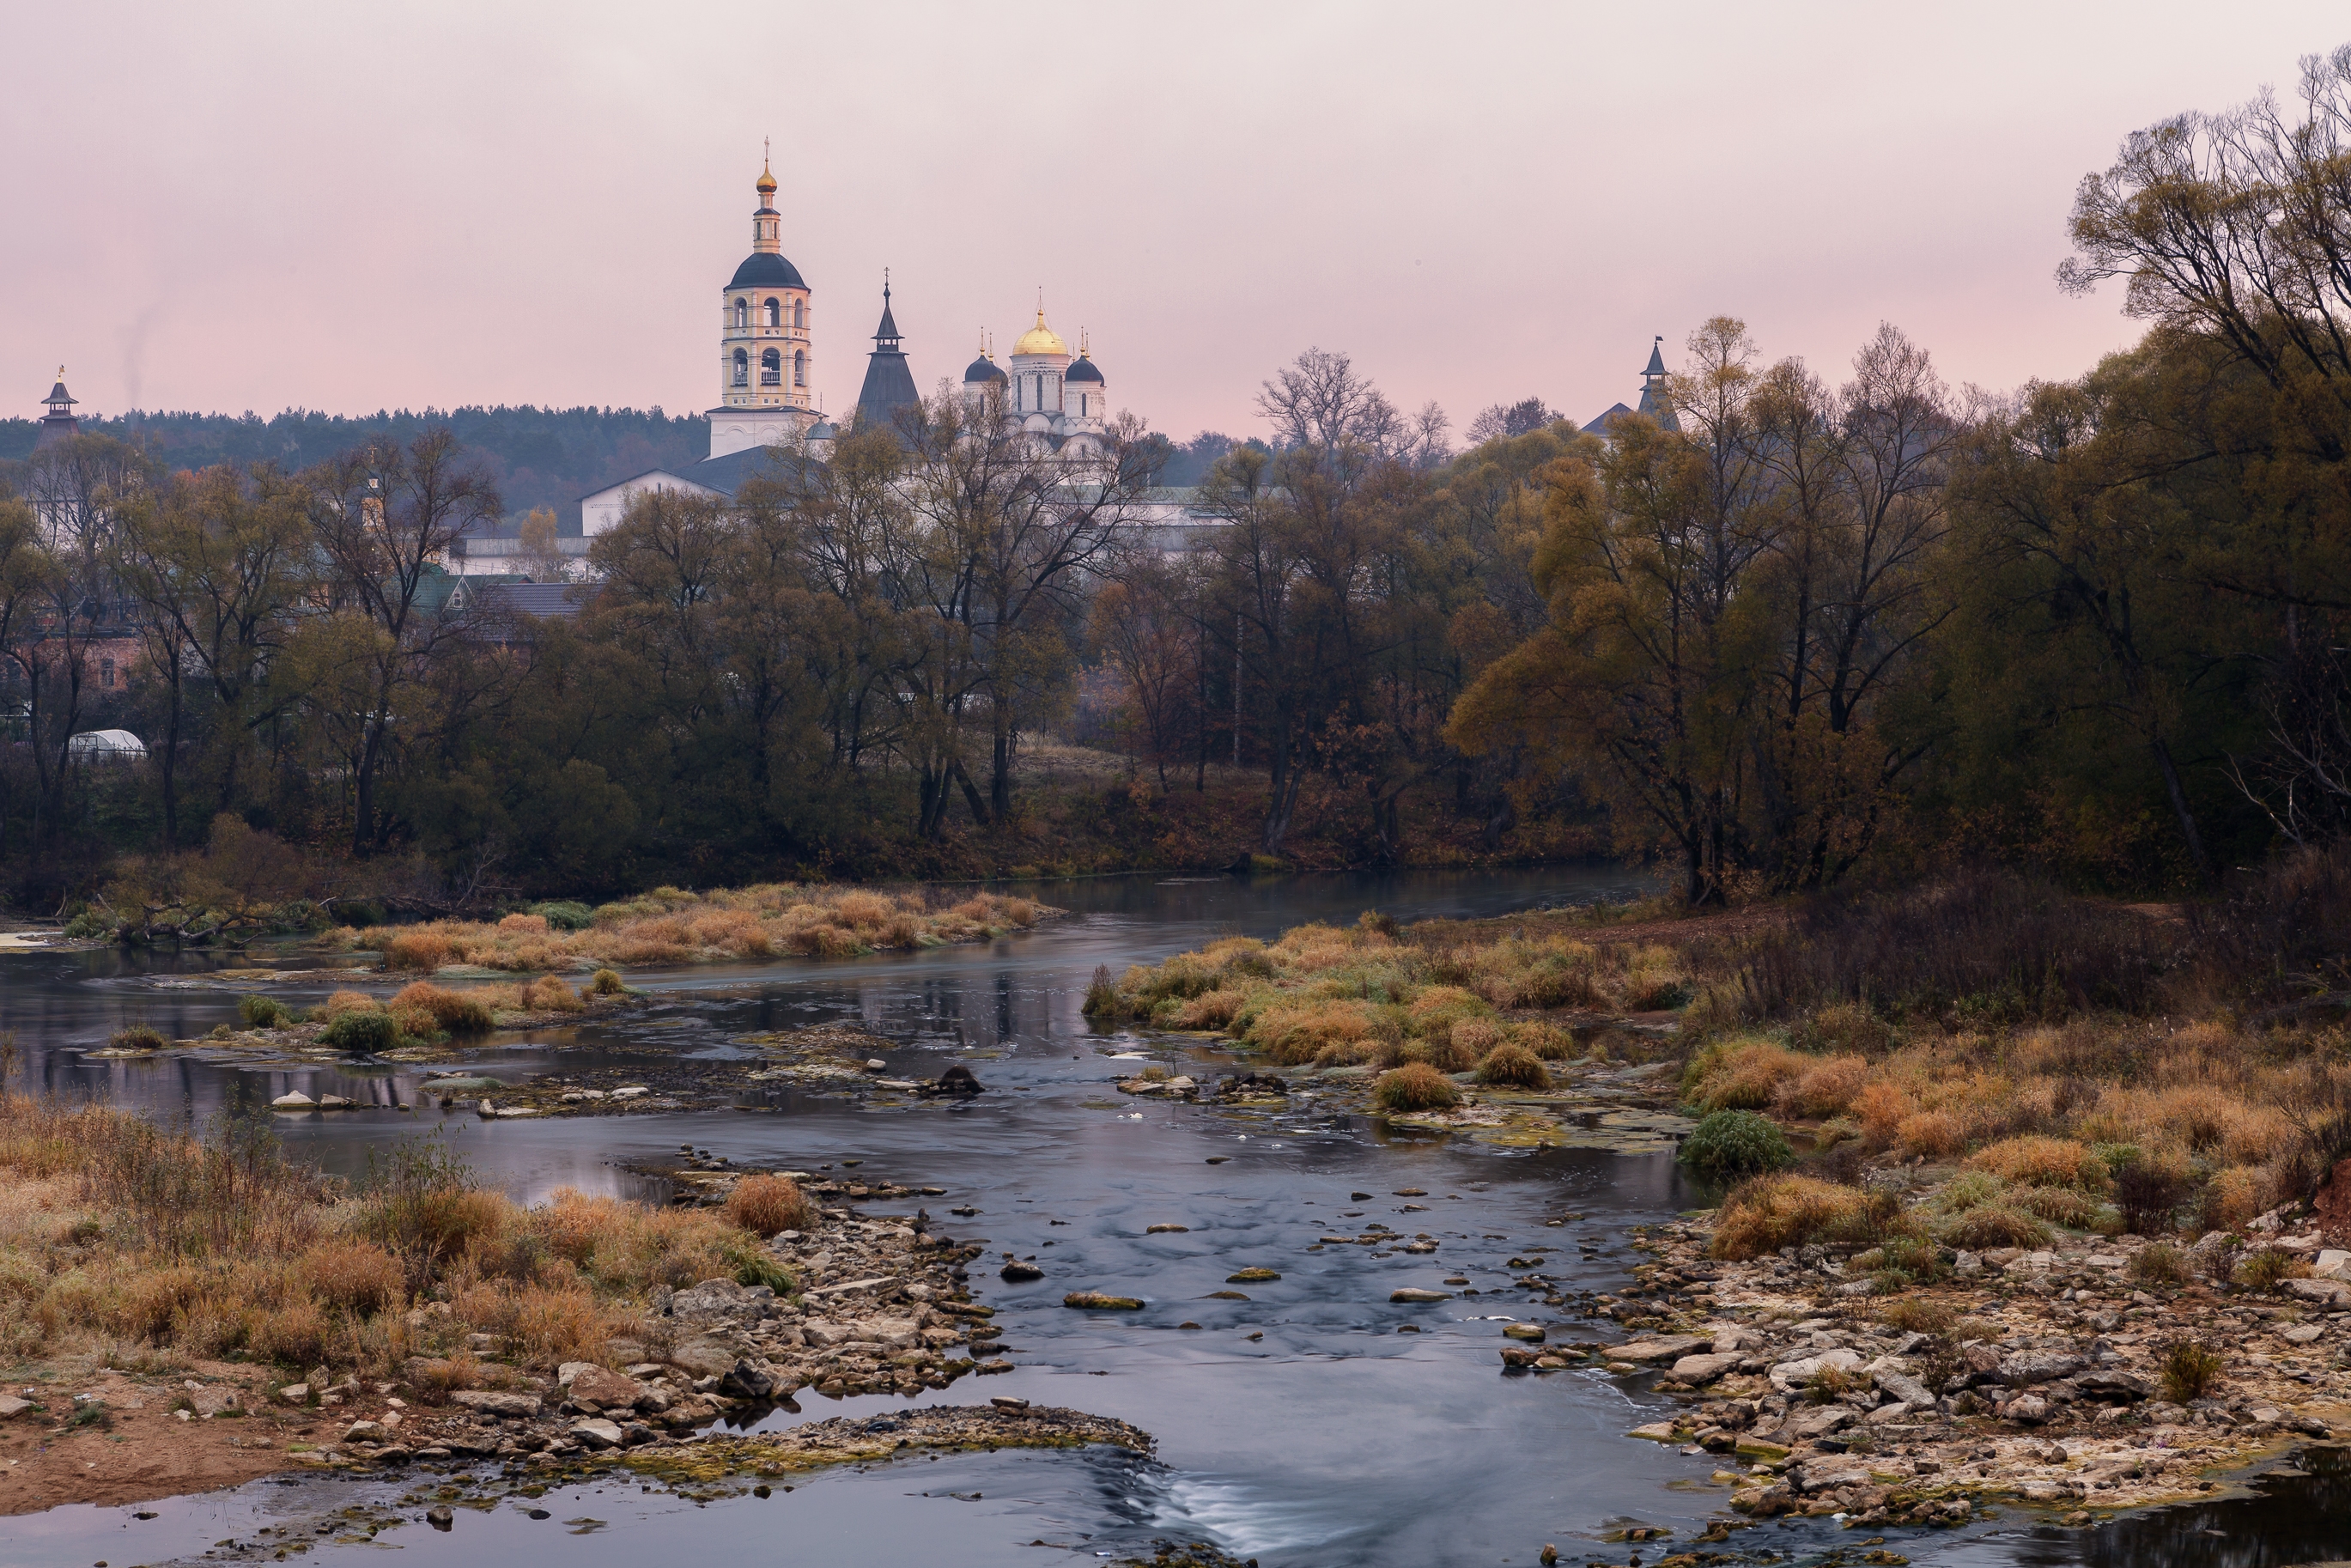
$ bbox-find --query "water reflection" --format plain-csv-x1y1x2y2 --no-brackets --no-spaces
8,863,2332,1565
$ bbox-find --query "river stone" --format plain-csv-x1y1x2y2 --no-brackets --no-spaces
1618,1334,1711,1364
665,1277,775,1322
1146,1225,1190,1234
342,1419,389,1445
1626,1421,1682,1443
2316,1249,2351,1279
1671,1352,1741,1384
1226,1268,1280,1283
1064,1291,1145,1310
2285,1277,2351,1306
1789,1405,1854,1440
270,1092,315,1109
276,1383,310,1405
999,1261,1045,1282
2077,1367,2153,1400
2004,1393,2053,1424
720,1359,782,1400
448,1390,542,1418
562,1365,649,1412
0,1395,34,1419
1390,1288,1451,1303
1503,1322,1546,1342
1767,1348,1861,1390
568,1419,624,1449
1873,1370,1935,1407
1999,1350,2085,1386
185,1383,241,1416
2281,1322,2327,1345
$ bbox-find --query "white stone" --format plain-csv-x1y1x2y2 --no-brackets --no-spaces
270,1092,315,1109
2315,1249,2351,1279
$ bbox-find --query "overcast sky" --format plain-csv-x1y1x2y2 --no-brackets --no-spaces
6,3,2346,444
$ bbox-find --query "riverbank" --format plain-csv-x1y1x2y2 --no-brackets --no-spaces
0,1091,1148,1515
1094,856,2351,1541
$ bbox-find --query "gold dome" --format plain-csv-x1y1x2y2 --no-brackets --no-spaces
1011,308,1067,358
756,164,777,198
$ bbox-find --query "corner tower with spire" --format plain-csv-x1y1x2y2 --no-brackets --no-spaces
35,367,80,451
853,275,921,433
709,148,817,459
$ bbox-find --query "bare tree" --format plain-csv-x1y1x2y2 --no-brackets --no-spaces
307,430,501,854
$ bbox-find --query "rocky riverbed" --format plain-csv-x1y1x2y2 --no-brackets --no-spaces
1509,1207,2351,1541
0,1170,1151,1527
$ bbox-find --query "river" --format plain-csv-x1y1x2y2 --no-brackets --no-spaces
2,866,2339,1567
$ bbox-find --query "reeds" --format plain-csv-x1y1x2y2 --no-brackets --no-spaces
0,1093,786,1379
346,884,1047,974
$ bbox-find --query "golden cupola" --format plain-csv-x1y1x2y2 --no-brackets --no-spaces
1011,308,1068,359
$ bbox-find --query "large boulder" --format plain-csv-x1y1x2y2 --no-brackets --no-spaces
1617,1334,1712,1364
448,1390,542,1418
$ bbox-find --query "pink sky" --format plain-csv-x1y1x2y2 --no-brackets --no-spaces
7,3,2346,443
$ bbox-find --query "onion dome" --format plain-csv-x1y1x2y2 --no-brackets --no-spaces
1011,307,1066,357
807,418,839,441
1066,353,1102,384
963,331,1006,383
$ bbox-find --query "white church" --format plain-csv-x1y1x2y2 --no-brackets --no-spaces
574,159,1124,539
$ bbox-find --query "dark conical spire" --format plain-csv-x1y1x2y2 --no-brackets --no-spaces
1636,336,1680,431
855,275,920,434
36,364,81,451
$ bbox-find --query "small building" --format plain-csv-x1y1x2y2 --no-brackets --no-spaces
1583,337,1680,438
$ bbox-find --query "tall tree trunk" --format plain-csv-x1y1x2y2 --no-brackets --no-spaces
2150,736,2214,884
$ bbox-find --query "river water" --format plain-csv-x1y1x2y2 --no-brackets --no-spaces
3,867,2340,1567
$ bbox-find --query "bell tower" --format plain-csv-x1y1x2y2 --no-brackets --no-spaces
709,147,817,459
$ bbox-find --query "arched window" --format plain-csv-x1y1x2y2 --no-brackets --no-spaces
733,298,748,328
793,349,805,387
760,349,781,386
1079,394,1088,417
793,298,805,329
764,298,781,327
732,349,749,386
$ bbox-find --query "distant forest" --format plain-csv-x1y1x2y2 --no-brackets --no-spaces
0,406,1266,520
0,405,710,531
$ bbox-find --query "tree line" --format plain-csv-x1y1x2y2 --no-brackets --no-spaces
8,46,2351,910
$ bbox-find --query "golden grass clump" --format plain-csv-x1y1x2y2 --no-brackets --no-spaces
1774,1054,1870,1119
1475,1042,1549,1089
349,883,1054,975
2202,1165,2269,1231
1969,1135,2109,1191
588,968,627,996
1682,1037,1811,1114
391,982,495,1034
1710,1175,1870,1261
1245,997,1387,1066
1895,1109,1965,1158
301,1239,404,1315
724,1174,817,1238
1373,1062,1462,1113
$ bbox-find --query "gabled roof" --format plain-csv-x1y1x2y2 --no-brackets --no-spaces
1583,402,1635,436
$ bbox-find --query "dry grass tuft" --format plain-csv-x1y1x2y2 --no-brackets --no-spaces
1372,1063,1462,1114
1475,1042,1549,1089
724,1175,817,1238
1710,1175,1873,1261
343,884,1050,975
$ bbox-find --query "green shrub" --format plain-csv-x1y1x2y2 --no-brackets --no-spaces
319,1010,401,1053
2235,1247,2311,1292
533,901,596,932
63,907,117,940
108,1024,167,1052
588,969,627,997
1372,1062,1461,1114
238,995,295,1030
1937,1170,2007,1212
2013,1184,2110,1230
2129,1243,2190,1286
2159,1340,2224,1403
1474,1042,1549,1089
1680,1109,1793,1181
